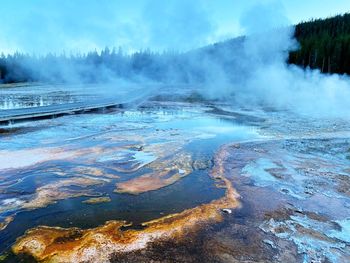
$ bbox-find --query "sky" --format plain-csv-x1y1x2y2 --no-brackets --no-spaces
0,0,349,54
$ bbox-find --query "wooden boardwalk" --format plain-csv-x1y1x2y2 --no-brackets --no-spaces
0,98,136,125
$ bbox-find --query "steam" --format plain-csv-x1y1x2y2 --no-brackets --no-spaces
142,0,214,51
0,0,216,54
236,5,350,118
1,1,350,119
201,3,350,119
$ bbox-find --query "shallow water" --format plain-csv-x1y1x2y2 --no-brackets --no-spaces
1,86,350,262
0,84,90,110
0,100,261,256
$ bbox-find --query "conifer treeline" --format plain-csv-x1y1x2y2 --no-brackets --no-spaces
0,13,349,84
289,13,350,74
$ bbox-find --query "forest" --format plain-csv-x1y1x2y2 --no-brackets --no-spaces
0,12,349,84
289,12,350,74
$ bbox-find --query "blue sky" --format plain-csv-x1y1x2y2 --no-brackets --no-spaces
0,0,349,54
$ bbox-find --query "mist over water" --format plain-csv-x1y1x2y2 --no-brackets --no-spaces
198,3,350,119
234,5,350,118
1,2,350,119
2,3,350,262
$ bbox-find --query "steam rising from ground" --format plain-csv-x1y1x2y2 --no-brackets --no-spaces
2,2,350,119
207,3,350,119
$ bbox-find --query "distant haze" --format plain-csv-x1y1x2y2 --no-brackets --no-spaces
1,1,350,119
0,0,348,54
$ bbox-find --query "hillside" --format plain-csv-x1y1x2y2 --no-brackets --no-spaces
0,13,350,84
289,13,350,74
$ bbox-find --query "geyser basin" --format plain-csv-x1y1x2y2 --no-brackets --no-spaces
0,99,260,261
0,83,150,125
0,92,350,262
0,83,86,110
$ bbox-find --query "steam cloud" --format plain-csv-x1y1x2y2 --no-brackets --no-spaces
1,1,350,119
0,0,216,53
197,2,350,119
233,3,350,118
